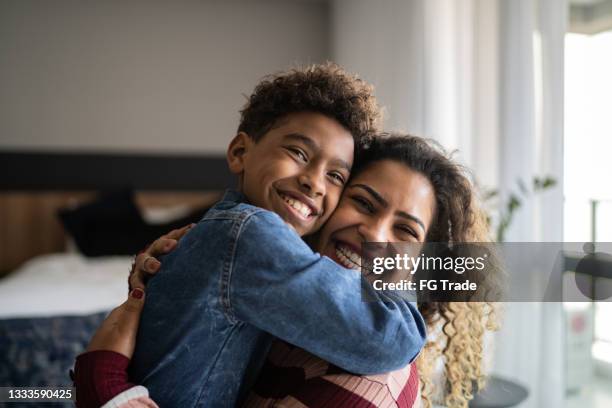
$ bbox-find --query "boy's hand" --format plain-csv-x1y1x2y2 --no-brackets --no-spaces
129,224,195,290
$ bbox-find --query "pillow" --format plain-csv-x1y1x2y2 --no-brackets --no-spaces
141,205,193,224
58,190,209,257
146,207,208,235
58,190,147,257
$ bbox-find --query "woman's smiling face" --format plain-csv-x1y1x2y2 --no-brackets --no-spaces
316,159,437,270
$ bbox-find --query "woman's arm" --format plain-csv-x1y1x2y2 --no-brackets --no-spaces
74,289,155,408
73,225,193,408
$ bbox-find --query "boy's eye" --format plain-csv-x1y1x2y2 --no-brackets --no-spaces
286,147,308,162
352,196,374,213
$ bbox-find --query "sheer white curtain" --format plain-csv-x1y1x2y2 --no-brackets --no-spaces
493,2,566,408
332,0,567,406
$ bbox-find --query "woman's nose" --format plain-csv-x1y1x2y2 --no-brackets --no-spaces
358,221,388,243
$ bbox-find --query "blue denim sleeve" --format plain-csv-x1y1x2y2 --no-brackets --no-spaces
226,211,427,374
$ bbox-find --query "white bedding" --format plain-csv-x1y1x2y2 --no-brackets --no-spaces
0,253,132,318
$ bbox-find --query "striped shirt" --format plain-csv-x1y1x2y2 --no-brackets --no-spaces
244,340,421,407
74,342,420,407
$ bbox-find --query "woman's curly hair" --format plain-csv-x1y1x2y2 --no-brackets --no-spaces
238,63,382,143
353,134,500,408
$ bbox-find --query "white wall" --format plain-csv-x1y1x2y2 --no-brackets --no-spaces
0,0,330,154
331,0,425,136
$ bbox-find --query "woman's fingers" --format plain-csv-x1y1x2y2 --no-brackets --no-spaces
149,223,196,255
164,223,196,241
86,288,146,359
133,252,160,274
130,253,157,290
130,239,174,290
129,224,195,290
148,237,178,258
142,255,161,273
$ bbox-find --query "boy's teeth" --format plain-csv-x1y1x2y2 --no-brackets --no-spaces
281,194,311,217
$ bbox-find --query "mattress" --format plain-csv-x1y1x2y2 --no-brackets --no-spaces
0,253,132,401
0,253,131,318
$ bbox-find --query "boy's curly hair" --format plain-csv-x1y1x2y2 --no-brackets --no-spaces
238,63,382,143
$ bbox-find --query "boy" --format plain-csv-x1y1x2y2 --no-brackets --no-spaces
79,64,426,407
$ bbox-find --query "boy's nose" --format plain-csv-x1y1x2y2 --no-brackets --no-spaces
298,172,325,197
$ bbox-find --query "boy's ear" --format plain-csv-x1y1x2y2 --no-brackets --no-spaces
226,132,252,175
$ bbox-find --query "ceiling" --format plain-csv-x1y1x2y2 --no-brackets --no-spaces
570,0,607,5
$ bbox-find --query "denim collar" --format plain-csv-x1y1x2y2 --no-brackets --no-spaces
221,189,247,204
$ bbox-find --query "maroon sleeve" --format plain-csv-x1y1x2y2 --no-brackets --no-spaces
74,350,137,408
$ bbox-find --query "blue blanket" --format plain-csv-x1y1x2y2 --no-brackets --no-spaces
0,311,107,407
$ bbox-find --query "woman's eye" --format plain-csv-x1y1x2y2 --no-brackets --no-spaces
397,226,418,240
353,196,374,213
287,147,308,162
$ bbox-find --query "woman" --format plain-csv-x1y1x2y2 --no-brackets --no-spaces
75,134,498,408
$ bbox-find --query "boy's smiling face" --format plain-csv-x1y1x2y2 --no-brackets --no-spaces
227,112,354,236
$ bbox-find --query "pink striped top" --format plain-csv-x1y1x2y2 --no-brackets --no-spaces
244,340,421,407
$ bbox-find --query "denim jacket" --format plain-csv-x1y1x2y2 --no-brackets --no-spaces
130,190,426,407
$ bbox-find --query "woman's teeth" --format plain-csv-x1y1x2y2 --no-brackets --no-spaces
280,193,312,218
335,244,361,270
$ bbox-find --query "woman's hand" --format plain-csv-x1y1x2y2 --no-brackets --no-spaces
129,224,195,290
87,223,194,358
118,396,160,408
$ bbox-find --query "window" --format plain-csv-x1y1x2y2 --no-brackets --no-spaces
565,31,612,372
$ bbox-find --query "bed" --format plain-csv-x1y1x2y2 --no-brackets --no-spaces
0,254,130,399
0,150,231,406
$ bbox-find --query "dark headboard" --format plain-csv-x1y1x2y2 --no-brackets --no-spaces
0,150,234,191
0,150,235,275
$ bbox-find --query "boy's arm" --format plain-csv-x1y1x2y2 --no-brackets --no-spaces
226,211,427,374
